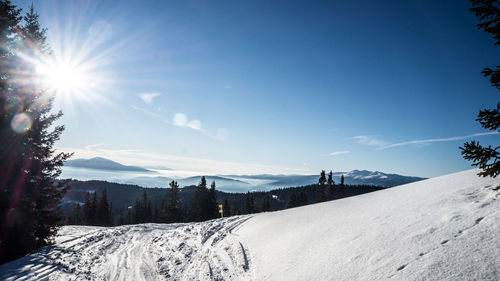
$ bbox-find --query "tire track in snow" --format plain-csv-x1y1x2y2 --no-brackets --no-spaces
173,216,254,280
0,217,254,281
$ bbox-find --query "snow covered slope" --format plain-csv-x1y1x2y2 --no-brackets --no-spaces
237,169,499,280
0,169,498,280
0,217,253,281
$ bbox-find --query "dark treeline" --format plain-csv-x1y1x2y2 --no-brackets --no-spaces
66,171,383,226
68,189,113,226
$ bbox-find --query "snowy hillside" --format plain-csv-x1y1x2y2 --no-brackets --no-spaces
238,169,499,280
1,169,498,280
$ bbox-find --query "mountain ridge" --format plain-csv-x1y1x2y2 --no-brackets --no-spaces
62,157,426,191
65,157,153,173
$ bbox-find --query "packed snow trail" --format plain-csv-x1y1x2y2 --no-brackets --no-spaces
0,216,253,281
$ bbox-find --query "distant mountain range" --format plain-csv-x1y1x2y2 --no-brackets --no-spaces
63,157,426,192
122,171,426,191
65,157,154,173
121,176,254,193
221,170,426,189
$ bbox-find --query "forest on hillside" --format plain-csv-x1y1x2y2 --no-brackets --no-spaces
64,171,384,226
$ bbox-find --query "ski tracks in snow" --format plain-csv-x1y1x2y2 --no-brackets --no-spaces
153,216,253,281
0,216,254,281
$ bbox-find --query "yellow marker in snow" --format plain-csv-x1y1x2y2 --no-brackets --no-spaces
219,204,224,217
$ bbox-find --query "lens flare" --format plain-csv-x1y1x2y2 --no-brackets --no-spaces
4,96,24,113
10,113,32,133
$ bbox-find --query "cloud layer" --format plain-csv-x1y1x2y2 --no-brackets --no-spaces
59,145,312,176
351,136,389,147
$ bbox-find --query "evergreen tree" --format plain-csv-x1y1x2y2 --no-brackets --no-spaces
126,207,132,224
146,200,153,222
316,170,327,202
286,191,308,209
297,191,308,207
97,189,111,226
223,198,231,217
461,0,500,179
162,180,182,223
82,193,92,224
286,192,298,209
70,204,83,225
153,206,160,223
0,2,72,263
209,181,219,219
243,192,255,214
190,176,209,221
231,206,238,216
339,174,346,198
90,192,98,224
133,191,153,223
108,202,113,226
132,199,139,223
261,194,271,212
118,209,124,225
325,170,334,200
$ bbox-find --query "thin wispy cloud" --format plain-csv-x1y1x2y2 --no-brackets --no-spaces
138,92,160,104
131,105,165,120
351,136,390,147
352,132,499,151
376,132,500,150
328,150,350,156
85,143,104,150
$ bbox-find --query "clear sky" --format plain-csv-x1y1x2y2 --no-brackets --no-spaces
13,0,500,178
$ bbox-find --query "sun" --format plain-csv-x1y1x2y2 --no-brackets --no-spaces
36,61,90,95
23,16,117,109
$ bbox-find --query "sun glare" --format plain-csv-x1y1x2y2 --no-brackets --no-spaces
25,17,118,109
37,62,89,94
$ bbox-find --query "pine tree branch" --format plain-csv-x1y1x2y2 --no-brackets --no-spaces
460,140,500,177
477,102,500,130
481,66,500,90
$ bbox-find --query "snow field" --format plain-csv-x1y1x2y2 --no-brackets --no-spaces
0,169,498,281
236,169,500,280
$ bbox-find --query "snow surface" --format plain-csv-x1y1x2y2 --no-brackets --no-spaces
238,169,500,281
0,218,253,281
0,169,498,280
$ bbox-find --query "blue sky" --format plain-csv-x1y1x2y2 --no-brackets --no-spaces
14,0,499,177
